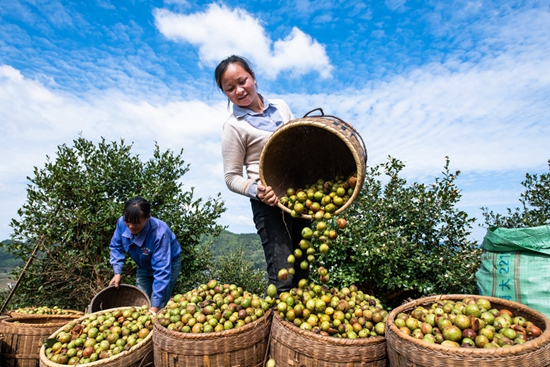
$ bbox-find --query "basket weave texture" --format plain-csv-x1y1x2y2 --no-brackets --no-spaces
260,115,367,219
39,307,154,367
88,284,150,313
0,315,81,367
270,311,387,367
153,308,272,367
386,294,550,367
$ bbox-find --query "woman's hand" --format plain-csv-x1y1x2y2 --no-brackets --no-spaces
257,184,278,206
109,274,121,288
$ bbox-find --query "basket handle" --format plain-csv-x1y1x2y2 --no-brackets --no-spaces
302,108,368,164
303,107,324,117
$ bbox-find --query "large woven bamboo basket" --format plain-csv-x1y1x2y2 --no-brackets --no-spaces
269,311,387,367
153,308,272,367
386,294,550,367
259,108,368,219
0,315,81,367
39,307,154,367
88,284,150,313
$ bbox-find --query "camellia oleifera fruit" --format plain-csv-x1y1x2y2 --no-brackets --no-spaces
155,280,275,334
278,214,348,284
11,306,80,315
280,174,357,219
275,282,387,339
44,305,153,365
394,297,544,348
277,175,355,286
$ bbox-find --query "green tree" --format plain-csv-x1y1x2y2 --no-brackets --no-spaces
312,156,481,308
2,136,225,311
481,159,550,228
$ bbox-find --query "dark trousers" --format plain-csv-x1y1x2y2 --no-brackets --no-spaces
251,199,311,294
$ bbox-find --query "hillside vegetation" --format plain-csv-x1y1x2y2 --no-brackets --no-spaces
208,230,264,270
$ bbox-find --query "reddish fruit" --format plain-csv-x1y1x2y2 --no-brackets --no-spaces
499,309,514,317
526,324,542,338
336,218,347,229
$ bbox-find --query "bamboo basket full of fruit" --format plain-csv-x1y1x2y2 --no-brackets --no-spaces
385,294,550,367
0,314,82,367
153,280,274,367
259,108,367,220
8,306,85,318
269,283,387,367
39,305,154,367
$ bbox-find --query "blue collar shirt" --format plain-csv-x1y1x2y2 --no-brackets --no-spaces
233,95,285,132
109,216,181,308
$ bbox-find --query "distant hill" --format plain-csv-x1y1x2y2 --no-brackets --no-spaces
0,240,24,268
0,240,24,290
208,230,265,271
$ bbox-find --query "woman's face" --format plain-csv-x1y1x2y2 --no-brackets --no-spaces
125,215,150,235
220,63,261,111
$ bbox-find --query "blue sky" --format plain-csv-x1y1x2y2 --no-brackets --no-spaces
1,0,549,241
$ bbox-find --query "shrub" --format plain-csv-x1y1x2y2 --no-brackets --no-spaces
312,156,482,308
1,136,225,310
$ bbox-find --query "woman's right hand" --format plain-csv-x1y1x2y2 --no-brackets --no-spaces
257,184,279,206
109,274,121,288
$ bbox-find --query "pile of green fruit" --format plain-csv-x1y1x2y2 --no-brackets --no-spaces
279,173,357,219
43,305,152,365
11,306,81,315
275,282,387,339
394,297,544,348
155,280,275,333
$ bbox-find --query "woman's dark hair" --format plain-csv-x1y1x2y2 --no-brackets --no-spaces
123,197,151,224
214,55,256,91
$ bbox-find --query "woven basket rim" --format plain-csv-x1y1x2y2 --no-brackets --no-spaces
8,309,85,318
153,307,272,341
88,284,151,313
386,294,550,356
38,306,154,367
1,314,82,327
260,116,367,220
273,311,385,346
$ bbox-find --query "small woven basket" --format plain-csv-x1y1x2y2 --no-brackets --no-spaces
260,109,368,219
88,284,150,313
0,315,81,367
39,306,154,367
153,308,272,367
269,311,387,367
386,294,550,367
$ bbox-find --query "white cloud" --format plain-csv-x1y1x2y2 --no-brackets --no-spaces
385,0,407,11
153,4,333,79
1,3,549,242
0,64,229,239
282,43,550,178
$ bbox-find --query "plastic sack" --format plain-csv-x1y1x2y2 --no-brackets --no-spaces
476,225,550,318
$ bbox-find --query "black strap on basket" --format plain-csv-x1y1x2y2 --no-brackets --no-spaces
302,108,368,164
